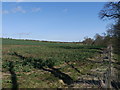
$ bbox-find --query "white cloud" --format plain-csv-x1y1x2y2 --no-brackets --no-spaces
63,8,68,12
32,8,42,12
2,10,9,14
12,6,26,13
16,33,31,35
2,6,26,14
16,0,25,2
2,6,42,14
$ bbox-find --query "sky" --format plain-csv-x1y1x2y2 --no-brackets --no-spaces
2,2,111,42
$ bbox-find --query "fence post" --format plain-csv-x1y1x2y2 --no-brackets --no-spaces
107,45,112,88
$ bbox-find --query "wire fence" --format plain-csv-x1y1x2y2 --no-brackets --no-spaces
97,45,120,89
74,45,120,89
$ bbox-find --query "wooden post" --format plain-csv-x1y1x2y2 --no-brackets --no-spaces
106,45,112,88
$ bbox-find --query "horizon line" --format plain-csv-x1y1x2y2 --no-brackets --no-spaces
1,37,84,42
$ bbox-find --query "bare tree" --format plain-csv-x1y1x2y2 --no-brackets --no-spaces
99,1,120,55
99,2,120,20
82,37,94,45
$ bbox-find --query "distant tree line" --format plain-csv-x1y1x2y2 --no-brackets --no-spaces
82,33,112,46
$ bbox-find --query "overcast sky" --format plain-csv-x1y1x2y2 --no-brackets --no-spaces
2,2,111,42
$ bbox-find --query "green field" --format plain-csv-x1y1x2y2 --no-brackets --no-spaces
2,38,108,88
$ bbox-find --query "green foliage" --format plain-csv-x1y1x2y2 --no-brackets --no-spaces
45,58,57,68
2,38,106,88
2,38,104,69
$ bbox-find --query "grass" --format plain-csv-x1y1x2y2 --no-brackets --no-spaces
2,38,106,88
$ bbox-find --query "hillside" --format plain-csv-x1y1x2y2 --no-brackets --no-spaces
2,38,119,88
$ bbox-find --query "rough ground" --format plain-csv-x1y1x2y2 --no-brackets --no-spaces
70,47,120,89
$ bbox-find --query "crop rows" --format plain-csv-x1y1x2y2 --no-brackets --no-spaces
2,38,106,88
